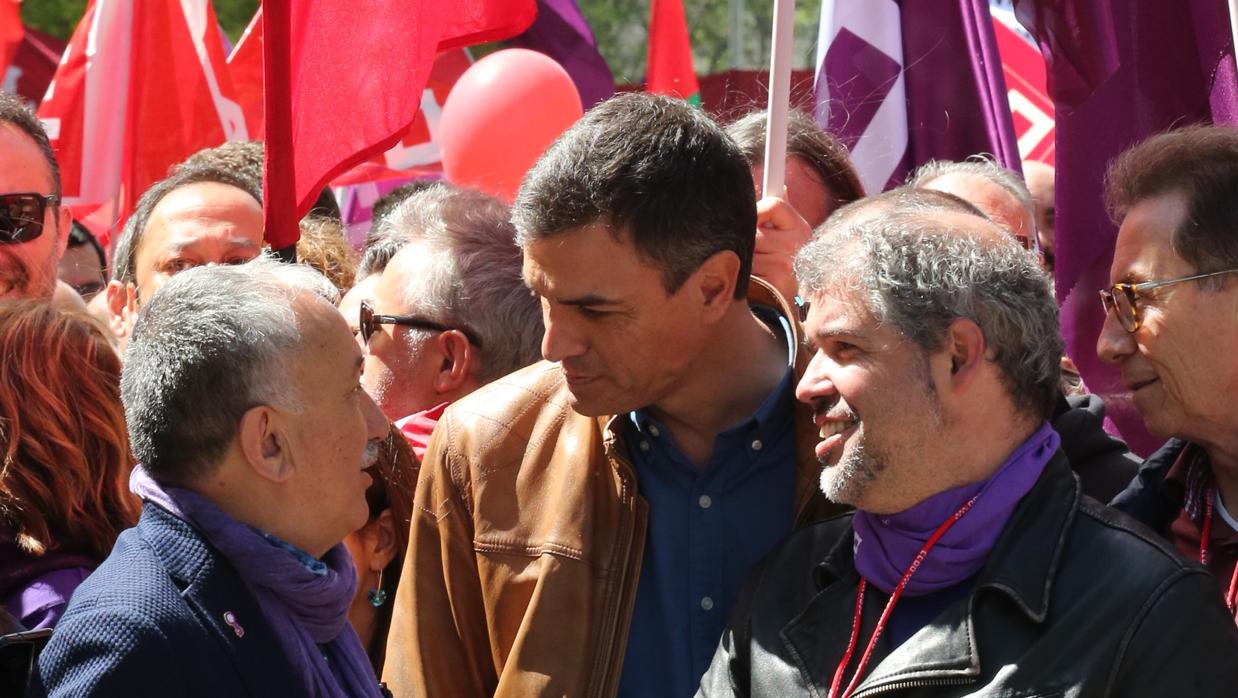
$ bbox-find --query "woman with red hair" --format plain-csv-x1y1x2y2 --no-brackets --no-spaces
0,301,140,629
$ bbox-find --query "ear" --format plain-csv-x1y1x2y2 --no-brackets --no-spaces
431,330,477,395
55,206,73,256
367,509,400,572
941,317,987,392
237,405,295,483
693,250,741,320
105,281,139,339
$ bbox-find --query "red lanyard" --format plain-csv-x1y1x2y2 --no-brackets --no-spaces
1199,486,1238,619
828,494,980,698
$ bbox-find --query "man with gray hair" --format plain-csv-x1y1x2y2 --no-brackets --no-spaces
32,257,390,696
358,184,543,457
699,193,1238,697
104,152,265,349
909,156,1038,252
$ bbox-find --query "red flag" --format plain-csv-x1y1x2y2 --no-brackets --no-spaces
227,8,263,138
0,0,22,81
38,0,246,230
261,0,537,249
647,0,700,104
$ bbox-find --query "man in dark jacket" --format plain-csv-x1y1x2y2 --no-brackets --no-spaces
31,258,390,697
699,191,1238,697
1101,127,1238,617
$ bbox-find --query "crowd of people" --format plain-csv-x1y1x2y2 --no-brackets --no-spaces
2,81,1237,697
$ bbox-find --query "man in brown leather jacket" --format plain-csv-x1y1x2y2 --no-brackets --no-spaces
382,94,841,696
698,191,1238,697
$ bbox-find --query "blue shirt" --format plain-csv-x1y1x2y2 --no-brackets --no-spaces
617,309,798,697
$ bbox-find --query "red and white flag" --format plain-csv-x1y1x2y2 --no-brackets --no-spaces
38,0,245,231
261,0,537,249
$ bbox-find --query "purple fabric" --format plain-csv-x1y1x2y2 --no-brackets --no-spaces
5,566,92,630
816,0,1022,190
0,525,98,630
509,0,615,110
1013,0,1238,457
853,422,1061,596
129,467,381,698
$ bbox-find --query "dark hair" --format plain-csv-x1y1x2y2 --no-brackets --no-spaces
68,221,107,272
112,164,263,284
369,180,444,230
513,93,758,299
1106,125,1238,282
0,91,60,198
359,424,418,673
726,108,865,209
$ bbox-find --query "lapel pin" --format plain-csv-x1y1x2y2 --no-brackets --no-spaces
223,611,245,638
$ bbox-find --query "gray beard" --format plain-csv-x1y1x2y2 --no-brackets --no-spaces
819,436,884,506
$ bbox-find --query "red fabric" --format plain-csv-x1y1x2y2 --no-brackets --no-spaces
226,8,263,138
260,0,536,250
0,0,22,78
37,0,246,226
646,0,699,100
10,28,65,106
395,402,451,462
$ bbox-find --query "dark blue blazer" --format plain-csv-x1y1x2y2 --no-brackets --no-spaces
29,502,304,697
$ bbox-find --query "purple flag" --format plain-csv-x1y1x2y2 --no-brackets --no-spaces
1014,0,1238,456
509,0,615,110
814,0,1021,193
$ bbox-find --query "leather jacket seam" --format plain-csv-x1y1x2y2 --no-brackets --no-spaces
472,540,586,561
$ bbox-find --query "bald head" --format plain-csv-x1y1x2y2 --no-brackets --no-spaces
921,171,1035,249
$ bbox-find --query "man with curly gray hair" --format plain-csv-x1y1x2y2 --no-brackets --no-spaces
699,191,1238,697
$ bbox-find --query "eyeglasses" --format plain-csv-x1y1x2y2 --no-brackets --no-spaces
0,192,59,244
1099,268,1238,332
359,300,484,348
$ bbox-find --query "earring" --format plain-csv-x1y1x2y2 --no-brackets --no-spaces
367,569,388,608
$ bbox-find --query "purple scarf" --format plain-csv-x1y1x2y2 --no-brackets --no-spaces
853,423,1060,596
130,467,382,698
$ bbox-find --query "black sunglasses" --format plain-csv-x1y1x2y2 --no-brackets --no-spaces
359,300,484,348
0,192,59,244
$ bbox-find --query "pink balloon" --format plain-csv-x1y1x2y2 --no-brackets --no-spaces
440,49,583,202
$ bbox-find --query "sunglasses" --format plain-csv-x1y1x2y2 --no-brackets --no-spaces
1099,268,1238,332
0,192,59,244
359,300,484,348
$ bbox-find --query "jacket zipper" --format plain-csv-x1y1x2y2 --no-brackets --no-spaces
852,676,974,697
590,450,647,697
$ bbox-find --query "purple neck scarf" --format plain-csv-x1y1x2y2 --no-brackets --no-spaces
130,467,381,698
852,423,1060,596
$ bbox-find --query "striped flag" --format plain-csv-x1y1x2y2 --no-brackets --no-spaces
813,0,1020,194
647,0,700,104
37,0,245,229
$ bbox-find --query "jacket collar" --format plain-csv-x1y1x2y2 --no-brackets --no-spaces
598,277,833,522
788,452,1080,696
139,503,301,697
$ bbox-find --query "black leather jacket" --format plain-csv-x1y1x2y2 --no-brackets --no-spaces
698,453,1238,697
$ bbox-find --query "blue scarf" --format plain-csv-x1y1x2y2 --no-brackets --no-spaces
852,423,1060,596
130,467,382,698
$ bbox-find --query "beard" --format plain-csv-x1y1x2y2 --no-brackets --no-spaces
819,427,884,506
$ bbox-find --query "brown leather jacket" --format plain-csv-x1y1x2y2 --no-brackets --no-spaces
382,280,843,697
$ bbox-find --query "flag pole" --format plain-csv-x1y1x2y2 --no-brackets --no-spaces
1230,0,1238,77
761,0,796,197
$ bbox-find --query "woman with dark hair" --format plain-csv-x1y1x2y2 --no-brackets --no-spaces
343,423,418,675
0,301,140,629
